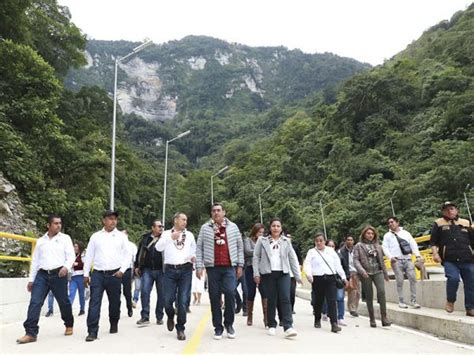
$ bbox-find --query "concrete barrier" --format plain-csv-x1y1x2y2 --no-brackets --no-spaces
0,278,31,324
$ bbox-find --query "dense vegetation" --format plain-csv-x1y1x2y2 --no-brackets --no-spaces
1,0,473,263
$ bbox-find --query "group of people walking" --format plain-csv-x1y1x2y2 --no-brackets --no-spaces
16,200,473,344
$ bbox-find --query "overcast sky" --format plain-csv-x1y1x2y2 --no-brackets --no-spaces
58,0,472,65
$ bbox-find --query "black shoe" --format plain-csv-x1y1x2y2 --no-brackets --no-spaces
292,310,296,315
136,318,150,326
128,309,133,317
314,319,321,328
213,329,223,340
242,310,248,317
187,307,191,314
45,310,53,317
78,310,85,316
85,334,97,342
279,321,283,327
167,316,175,332
110,323,118,334
350,311,359,317
331,323,341,333
225,325,236,339
235,303,242,314
156,319,164,325
177,330,186,341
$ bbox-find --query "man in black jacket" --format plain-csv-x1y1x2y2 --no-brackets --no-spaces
338,235,360,317
135,220,165,326
431,201,473,316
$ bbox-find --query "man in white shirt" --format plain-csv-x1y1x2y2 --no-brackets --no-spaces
17,215,75,344
83,210,129,342
156,212,196,341
382,216,423,309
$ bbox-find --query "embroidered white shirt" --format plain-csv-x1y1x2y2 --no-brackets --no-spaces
269,238,283,271
156,229,196,265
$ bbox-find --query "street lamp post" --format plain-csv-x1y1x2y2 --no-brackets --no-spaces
464,184,472,224
390,190,398,217
110,40,153,210
211,166,229,206
162,130,191,228
258,185,272,224
319,200,327,240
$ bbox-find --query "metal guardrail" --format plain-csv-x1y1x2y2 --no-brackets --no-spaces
0,232,37,263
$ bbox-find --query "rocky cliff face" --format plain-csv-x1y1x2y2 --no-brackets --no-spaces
66,36,371,122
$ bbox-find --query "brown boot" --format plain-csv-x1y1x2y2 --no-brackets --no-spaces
368,307,376,328
262,298,268,328
247,300,254,326
64,327,73,336
16,335,37,344
381,312,392,327
466,309,474,317
445,301,454,313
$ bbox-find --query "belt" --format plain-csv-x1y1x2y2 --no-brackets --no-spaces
165,262,192,270
95,268,120,275
40,267,62,274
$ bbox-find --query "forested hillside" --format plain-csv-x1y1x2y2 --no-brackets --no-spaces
1,0,473,257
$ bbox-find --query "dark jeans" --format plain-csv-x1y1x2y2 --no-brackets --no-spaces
245,266,267,301
86,271,122,336
262,271,292,331
69,275,85,311
24,270,73,337
235,271,248,312
322,287,345,320
312,275,337,324
290,277,296,311
444,261,474,310
163,264,192,332
207,266,236,333
140,268,165,320
122,268,133,312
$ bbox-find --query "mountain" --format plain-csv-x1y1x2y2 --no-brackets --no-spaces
66,36,371,121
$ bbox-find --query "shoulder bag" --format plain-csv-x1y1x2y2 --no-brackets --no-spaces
316,249,345,289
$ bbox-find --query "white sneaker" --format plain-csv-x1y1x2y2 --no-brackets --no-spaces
337,319,347,326
410,301,421,309
398,302,409,309
267,327,276,336
284,328,298,338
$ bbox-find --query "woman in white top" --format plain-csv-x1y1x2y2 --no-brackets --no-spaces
304,233,347,333
253,218,301,338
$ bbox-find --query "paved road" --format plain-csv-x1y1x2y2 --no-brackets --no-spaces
1,292,472,354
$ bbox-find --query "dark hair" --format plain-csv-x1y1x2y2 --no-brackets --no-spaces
326,239,336,247
250,223,265,240
47,214,61,224
268,218,282,236
314,232,325,241
344,234,354,241
211,203,225,211
151,220,162,227
386,216,399,224
73,241,84,253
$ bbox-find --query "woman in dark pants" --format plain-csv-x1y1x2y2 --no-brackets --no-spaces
353,226,391,328
304,233,347,333
253,218,301,338
244,223,267,326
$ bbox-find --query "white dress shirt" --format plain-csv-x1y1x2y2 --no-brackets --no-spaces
382,228,420,260
269,239,283,271
30,232,75,282
155,229,196,265
84,228,129,277
304,247,346,280
126,241,138,269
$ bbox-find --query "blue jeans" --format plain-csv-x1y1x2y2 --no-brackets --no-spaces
140,268,165,320
322,287,345,320
207,266,236,333
23,270,73,337
163,264,192,332
262,271,293,330
133,277,141,303
47,291,54,312
86,271,122,336
444,261,474,310
69,275,85,311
